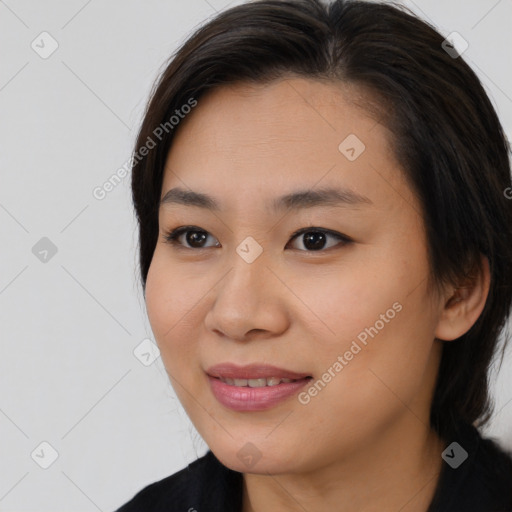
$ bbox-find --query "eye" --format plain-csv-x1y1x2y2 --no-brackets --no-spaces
286,227,351,251
163,225,220,249
163,225,352,252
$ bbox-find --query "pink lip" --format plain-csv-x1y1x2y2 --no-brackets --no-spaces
206,363,312,411
206,363,311,380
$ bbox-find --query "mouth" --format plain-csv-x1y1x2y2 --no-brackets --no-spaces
206,363,313,411
214,376,311,387
206,362,312,382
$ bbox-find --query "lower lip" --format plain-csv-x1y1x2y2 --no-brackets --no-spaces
208,375,311,411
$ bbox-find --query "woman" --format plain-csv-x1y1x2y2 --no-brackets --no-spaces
116,0,512,510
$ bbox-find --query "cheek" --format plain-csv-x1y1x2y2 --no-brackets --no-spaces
299,246,437,396
145,254,202,364
145,257,173,339
309,291,437,428
286,254,406,348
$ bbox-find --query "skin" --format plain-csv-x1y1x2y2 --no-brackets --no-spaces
144,77,490,512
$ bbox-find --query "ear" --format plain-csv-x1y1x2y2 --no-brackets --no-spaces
434,254,491,341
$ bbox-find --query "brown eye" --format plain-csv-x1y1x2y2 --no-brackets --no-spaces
163,225,351,252
287,228,351,252
164,226,220,249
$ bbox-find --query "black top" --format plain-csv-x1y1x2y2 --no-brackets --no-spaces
116,422,512,512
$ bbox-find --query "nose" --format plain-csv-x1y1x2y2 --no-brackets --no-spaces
203,251,290,342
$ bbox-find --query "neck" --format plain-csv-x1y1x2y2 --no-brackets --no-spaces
242,416,445,512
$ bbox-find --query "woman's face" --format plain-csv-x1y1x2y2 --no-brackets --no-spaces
145,78,446,474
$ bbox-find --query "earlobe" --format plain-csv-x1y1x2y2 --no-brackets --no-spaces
434,254,491,341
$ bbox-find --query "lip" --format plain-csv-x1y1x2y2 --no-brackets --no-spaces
206,363,311,380
206,363,312,411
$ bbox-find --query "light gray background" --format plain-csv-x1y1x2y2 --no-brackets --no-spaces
1,0,511,511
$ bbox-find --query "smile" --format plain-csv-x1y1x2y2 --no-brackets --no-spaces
217,377,300,387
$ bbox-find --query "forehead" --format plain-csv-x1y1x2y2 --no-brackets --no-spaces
160,78,417,216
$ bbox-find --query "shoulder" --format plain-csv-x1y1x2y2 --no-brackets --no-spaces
114,450,243,512
430,422,512,512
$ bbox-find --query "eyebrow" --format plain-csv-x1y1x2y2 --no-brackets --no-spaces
159,186,373,212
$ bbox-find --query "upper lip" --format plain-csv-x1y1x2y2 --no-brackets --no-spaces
206,363,311,380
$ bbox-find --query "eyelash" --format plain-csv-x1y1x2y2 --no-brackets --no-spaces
162,225,352,253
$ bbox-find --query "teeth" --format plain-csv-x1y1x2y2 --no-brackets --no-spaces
248,378,267,388
219,376,299,387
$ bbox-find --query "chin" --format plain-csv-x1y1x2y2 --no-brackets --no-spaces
207,436,304,475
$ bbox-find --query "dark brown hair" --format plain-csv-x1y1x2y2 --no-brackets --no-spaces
130,0,512,441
